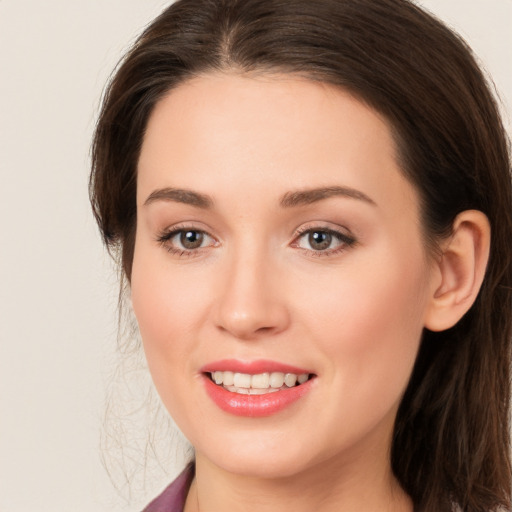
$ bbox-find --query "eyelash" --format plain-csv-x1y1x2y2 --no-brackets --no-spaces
156,225,356,258
292,226,357,257
156,224,217,258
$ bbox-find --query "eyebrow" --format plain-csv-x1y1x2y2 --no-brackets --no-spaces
143,187,213,209
280,186,376,208
143,185,375,209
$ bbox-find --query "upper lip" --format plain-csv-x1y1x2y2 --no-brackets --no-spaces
200,359,313,375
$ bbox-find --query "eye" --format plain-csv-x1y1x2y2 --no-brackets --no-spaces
157,227,217,255
176,230,207,249
294,227,356,254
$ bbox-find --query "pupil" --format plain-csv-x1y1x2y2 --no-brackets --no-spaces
180,230,203,249
309,231,331,250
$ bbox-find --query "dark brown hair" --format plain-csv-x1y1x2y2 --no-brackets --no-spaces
90,0,512,510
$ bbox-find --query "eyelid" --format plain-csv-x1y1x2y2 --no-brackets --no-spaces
155,221,356,258
291,224,357,256
156,223,219,256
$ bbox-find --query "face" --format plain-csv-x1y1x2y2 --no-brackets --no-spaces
132,74,436,480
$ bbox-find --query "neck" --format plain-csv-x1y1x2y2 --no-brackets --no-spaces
185,449,413,512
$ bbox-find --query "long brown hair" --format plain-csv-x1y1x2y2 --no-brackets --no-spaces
90,1,512,510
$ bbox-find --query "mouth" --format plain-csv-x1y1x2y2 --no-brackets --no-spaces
207,370,312,395
200,360,316,417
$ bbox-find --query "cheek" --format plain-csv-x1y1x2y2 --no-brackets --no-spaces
299,247,430,398
130,268,204,430
130,244,199,392
130,237,225,419
131,237,210,344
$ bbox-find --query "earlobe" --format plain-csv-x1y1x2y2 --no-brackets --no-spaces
424,210,490,332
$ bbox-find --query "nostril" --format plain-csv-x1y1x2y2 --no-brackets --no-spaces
255,326,276,334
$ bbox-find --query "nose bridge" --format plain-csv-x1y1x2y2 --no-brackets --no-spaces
214,236,289,339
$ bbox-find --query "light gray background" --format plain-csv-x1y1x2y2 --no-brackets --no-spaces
1,1,511,511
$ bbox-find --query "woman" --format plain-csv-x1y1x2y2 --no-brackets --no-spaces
90,0,512,510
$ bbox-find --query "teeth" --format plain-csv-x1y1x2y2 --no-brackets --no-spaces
210,371,310,393
223,386,280,395
251,373,270,389
284,373,297,387
223,371,234,386
298,373,309,384
270,372,284,388
233,373,251,388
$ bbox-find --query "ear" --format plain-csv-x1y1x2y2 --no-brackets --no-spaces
424,210,490,332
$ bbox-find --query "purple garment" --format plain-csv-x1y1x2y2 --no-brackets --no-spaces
142,464,194,512
142,464,423,511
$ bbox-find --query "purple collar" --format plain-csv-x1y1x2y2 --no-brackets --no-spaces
142,464,194,512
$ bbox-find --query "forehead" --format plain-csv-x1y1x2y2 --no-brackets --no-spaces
137,73,417,217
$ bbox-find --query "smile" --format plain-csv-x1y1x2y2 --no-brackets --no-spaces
209,371,310,395
201,360,316,417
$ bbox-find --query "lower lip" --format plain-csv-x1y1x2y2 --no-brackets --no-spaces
203,376,315,417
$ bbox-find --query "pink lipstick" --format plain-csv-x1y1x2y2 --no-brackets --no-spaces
200,359,315,417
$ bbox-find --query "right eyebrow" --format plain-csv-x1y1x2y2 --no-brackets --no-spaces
143,187,214,209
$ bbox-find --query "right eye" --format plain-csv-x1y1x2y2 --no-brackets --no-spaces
157,227,217,255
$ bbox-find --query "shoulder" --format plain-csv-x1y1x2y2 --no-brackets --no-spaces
142,464,195,512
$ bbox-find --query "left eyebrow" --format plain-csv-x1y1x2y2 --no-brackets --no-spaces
280,186,376,208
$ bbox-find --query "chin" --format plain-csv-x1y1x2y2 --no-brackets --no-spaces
194,430,323,480
216,455,311,480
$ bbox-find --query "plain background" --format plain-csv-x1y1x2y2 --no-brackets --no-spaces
0,1,511,511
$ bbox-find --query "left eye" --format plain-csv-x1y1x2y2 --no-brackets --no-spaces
295,229,354,252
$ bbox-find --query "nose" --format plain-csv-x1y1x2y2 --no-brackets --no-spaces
213,249,290,340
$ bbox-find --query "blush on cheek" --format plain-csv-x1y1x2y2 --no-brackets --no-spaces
311,259,426,382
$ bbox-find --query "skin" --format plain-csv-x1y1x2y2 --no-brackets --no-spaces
131,73,461,511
